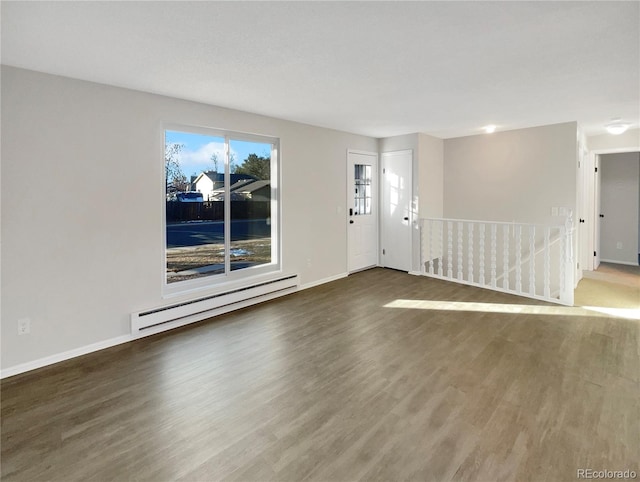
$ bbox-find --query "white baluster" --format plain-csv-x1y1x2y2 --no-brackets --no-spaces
544,227,551,299
503,225,509,290
420,220,425,274
529,226,536,296
447,221,453,278
428,219,434,275
416,218,570,304
438,220,444,276
468,223,474,283
457,222,464,281
490,224,497,288
479,224,485,285
515,225,522,293
559,225,566,301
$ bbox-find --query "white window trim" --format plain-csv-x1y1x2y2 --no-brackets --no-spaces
162,123,281,298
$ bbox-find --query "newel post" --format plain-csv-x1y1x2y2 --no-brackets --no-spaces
560,211,575,306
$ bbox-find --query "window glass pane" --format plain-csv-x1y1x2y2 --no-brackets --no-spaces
229,139,273,272
165,130,226,284
354,163,372,215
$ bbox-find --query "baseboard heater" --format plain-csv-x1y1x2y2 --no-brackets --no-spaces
131,274,299,336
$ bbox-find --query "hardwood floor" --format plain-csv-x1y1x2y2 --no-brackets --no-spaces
2,268,638,481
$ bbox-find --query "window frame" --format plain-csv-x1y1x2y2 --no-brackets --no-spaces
162,123,281,297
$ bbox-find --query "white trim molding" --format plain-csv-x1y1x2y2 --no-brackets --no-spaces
0,334,133,380
600,259,640,267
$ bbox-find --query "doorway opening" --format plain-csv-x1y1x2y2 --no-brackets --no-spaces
593,151,640,270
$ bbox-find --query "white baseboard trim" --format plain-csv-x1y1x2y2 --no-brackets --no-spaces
0,334,133,380
1,272,356,380
408,271,423,276
299,272,348,291
132,286,298,340
600,259,639,267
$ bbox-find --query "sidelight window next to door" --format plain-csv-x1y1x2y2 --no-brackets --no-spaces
164,126,279,293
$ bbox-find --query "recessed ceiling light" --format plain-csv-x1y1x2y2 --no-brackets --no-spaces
605,118,630,135
483,125,496,134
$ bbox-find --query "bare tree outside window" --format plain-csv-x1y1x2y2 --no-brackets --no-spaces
165,143,189,192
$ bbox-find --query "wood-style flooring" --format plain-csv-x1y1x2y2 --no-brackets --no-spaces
582,261,640,290
2,268,639,481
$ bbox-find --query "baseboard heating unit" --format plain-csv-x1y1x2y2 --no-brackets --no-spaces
131,274,299,337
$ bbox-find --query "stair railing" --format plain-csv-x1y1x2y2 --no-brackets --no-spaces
419,215,574,305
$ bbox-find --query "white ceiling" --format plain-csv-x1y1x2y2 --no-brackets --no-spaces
2,1,639,139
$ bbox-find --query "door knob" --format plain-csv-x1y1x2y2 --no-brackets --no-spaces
403,217,409,221
349,220,354,224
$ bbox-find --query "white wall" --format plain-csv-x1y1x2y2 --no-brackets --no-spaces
1,66,377,371
418,133,444,221
379,133,444,272
599,152,640,264
588,128,640,152
443,122,578,225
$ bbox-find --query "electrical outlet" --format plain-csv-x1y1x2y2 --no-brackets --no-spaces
616,242,623,249
551,207,558,216
18,318,31,335
306,258,312,267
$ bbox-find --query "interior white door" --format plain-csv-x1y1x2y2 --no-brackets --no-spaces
381,150,413,272
594,154,601,269
347,150,378,272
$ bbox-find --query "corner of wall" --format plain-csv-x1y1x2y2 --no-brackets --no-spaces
417,133,444,220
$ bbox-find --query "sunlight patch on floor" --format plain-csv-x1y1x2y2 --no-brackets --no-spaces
384,299,640,320
581,306,640,320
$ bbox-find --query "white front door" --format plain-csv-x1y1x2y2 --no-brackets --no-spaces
381,150,413,272
347,150,378,272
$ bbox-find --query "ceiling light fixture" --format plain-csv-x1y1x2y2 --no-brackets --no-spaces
484,125,496,134
605,118,630,135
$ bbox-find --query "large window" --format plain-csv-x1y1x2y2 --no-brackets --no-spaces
164,126,278,292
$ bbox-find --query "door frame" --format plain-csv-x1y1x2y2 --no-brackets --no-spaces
346,149,379,273
584,146,640,271
577,141,588,283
